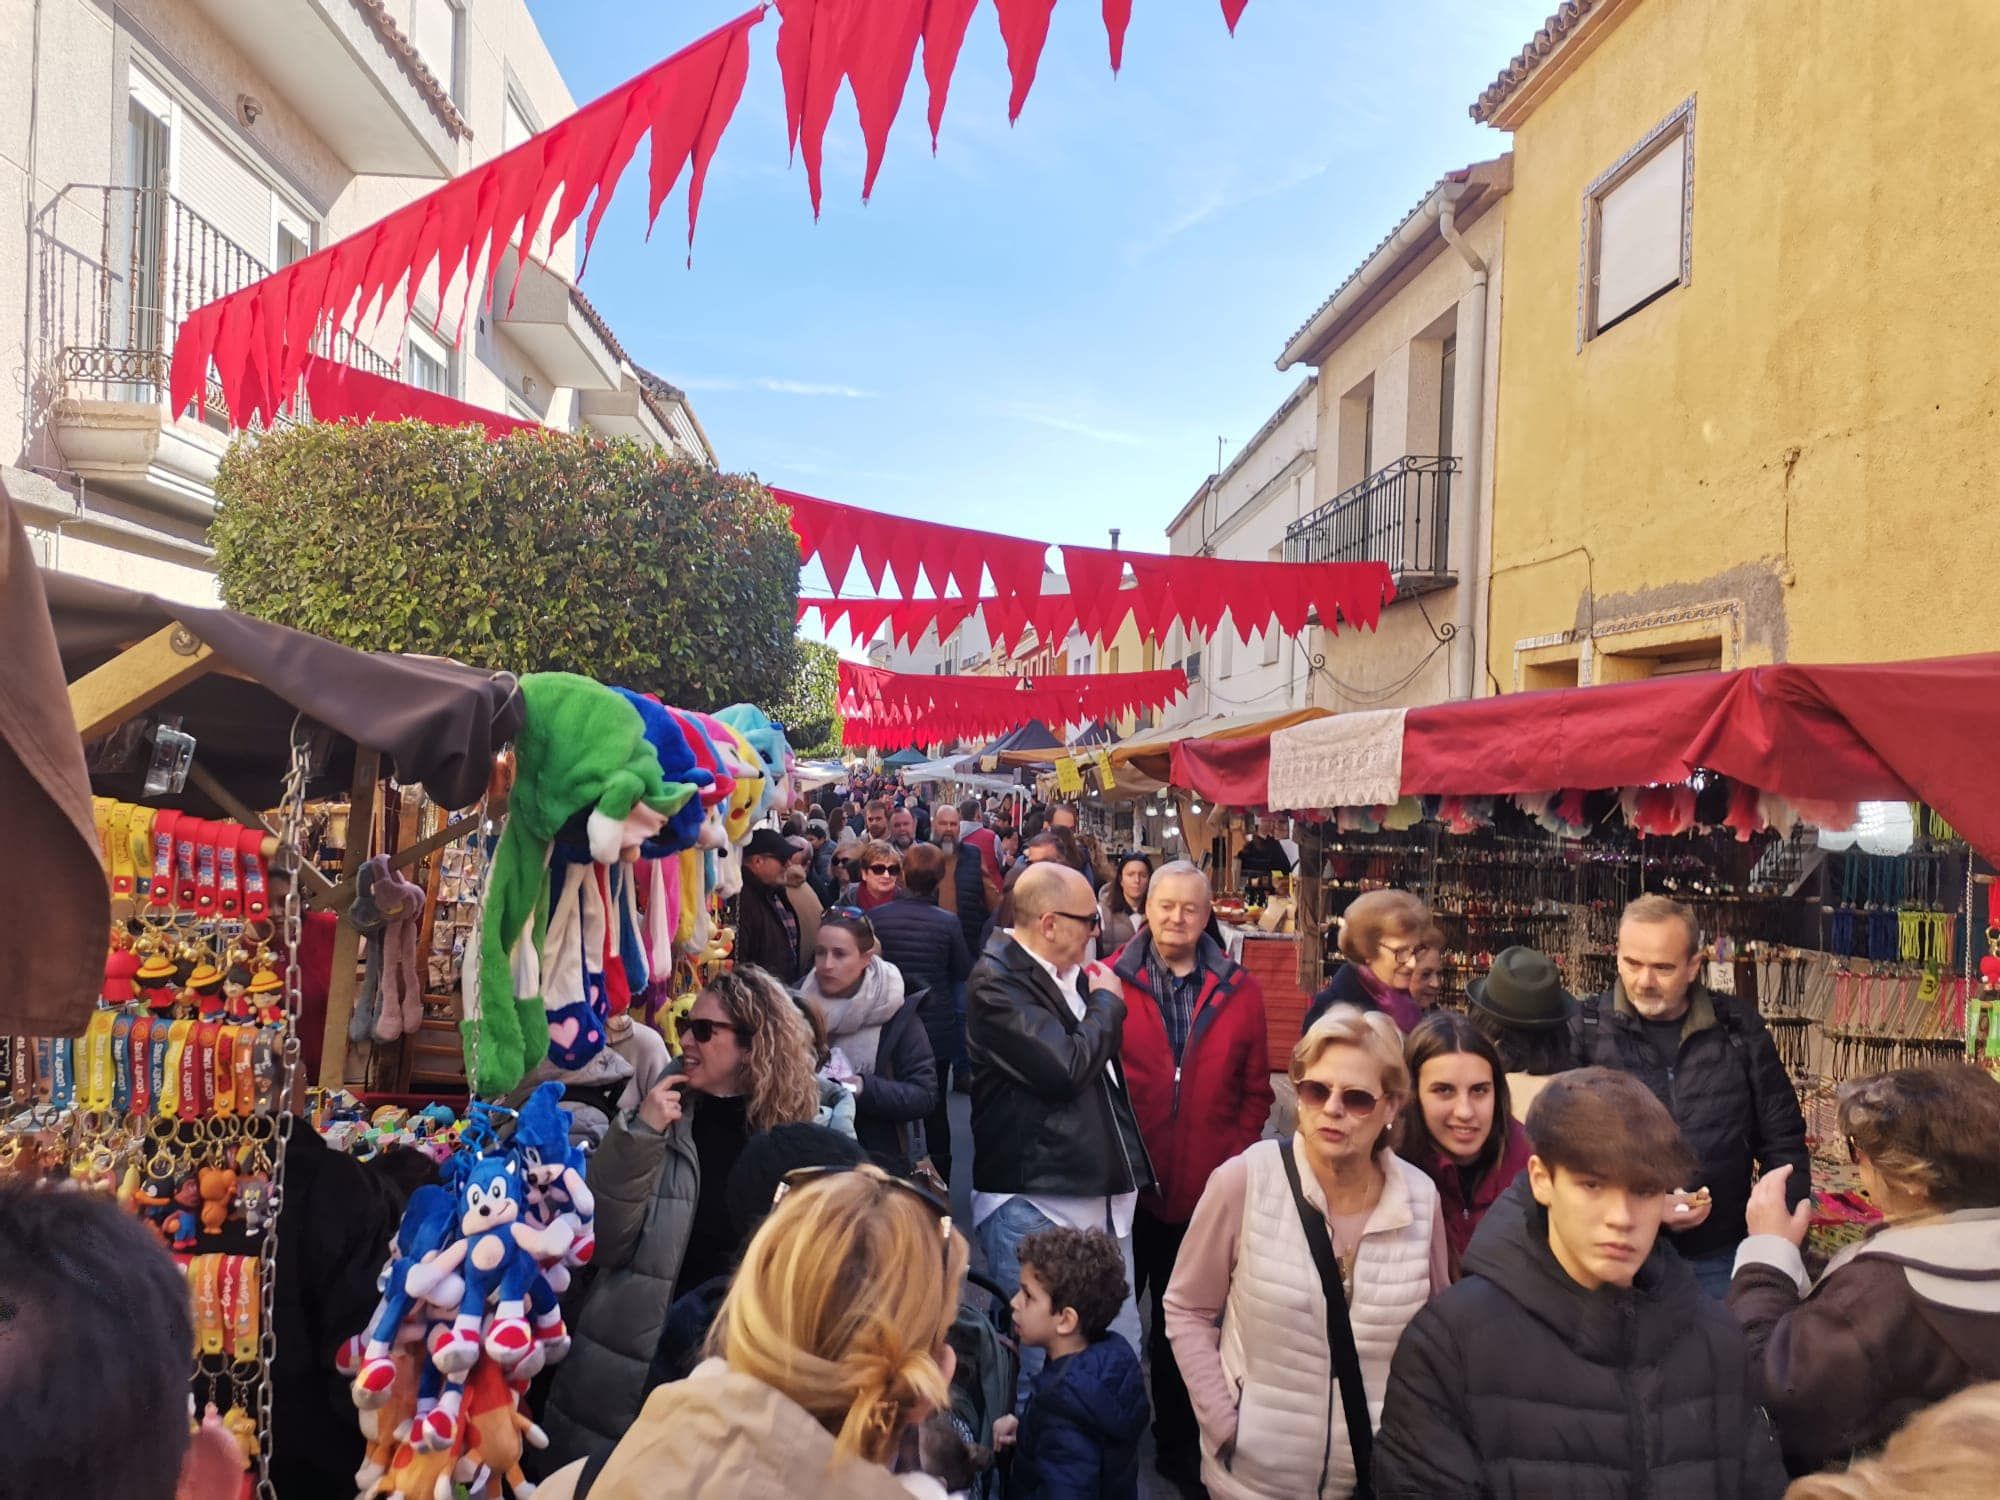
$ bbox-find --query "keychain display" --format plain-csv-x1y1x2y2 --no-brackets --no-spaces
3,733,314,1498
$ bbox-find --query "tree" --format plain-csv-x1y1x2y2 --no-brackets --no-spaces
211,421,798,706
766,637,842,757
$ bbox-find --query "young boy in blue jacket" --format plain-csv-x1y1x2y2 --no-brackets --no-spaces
992,1226,1149,1500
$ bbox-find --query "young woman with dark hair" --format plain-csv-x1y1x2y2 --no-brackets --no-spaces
1398,1011,1534,1276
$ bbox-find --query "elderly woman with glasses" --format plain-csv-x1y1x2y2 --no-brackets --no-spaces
1165,1004,1447,1499
544,966,828,1469
1303,889,1435,1036
842,838,903,913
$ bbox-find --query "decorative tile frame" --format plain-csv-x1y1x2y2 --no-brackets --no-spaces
1577,93,1697,349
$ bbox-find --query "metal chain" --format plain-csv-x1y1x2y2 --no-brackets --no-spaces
251,720,311,1500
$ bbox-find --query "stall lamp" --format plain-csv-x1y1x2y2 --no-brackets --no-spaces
1190,799,1203,815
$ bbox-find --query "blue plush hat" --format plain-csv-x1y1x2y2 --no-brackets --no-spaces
614,688,713,855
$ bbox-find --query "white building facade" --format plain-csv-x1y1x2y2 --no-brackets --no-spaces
3,0,708,603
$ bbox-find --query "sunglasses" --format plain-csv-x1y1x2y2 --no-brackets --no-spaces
826,905,876,936
681,1018,751,1045
1295,1080,1382,1116
865,863,899,876
772,1164,954,1252
1051,909,1102,930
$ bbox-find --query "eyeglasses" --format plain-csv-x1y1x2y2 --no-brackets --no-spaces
681,1018,751,1045
772,1164,954,1252
1378,941,1419,967
865,863,899,876
1050,909,1102,930
1295,1080,1382,1116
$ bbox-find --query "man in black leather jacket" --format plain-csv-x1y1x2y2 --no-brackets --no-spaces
967,862,1155,1396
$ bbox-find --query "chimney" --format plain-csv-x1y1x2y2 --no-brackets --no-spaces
1108,527,1121,551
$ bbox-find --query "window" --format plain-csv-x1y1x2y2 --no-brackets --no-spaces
503,94,536,152
411,0,462,102
1215,629,1233,680
405,326,450,394
1437,335,1457,459
1582,97,1694,341
1183,651,1202,683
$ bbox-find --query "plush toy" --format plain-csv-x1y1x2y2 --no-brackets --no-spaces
458,1356,548,1500
695,712,766,848
513,1083,595,1274
367,1430,461,1500
352,1185,465,1407
413,1158,570,1378
353,1345,422,1492
197,1165,236,1236
464,673,692,1097
614,689,713,855
715,703,796,823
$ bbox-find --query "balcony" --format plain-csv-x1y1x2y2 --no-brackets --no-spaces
1283,454,1456,597
36,186,397,517
185,0,463,177
494,247,623,393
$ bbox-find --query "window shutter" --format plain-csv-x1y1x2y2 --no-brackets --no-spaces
177,118,274,276
412,0,457,97
1596,140,1685,326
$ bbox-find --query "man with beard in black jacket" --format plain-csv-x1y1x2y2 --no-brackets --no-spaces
1574,894,1809,1299
967,861,1154,1399
1374,1067,1787,1498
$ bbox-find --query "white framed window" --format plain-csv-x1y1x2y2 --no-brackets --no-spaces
272,198,312,269
405,324,451,395
411,0,463,103
503,92,537,152
1580,96,1695,343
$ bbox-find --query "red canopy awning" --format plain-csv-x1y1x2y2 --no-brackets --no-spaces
1170,655,2000,860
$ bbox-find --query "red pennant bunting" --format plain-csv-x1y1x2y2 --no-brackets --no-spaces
848,0,930,201
1102,0,1133,72
837,662,1190,746
1221,0,1251,33
170,8,763,426
922,0,981,149
772,489,1049,603
993,0,1060,122
298,355,539,439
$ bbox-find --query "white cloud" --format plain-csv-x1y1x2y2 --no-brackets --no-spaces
679,376,878,398
998,401,1146,447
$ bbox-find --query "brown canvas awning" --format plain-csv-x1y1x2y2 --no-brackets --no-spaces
49,569,523,814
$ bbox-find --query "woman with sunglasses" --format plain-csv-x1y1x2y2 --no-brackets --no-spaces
543,966,827,1468
801,912,940,1178
1302,889,1434,1036
843,839,904,913
1164,1004,1447,1498
538,1164,968,1500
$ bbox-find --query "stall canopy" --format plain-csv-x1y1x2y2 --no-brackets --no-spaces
961,719,1062,765
1169,657,2000,861
52,571,524,813
880,745,930,769
1002,707,1331,801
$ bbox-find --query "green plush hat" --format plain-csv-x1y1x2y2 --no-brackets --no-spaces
464,672,692,1096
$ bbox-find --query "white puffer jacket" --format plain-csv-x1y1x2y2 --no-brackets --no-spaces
1206,1138,1438,1499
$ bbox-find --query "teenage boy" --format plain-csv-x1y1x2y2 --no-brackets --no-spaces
1374,1068,1788,1498
993,1226,1149,1500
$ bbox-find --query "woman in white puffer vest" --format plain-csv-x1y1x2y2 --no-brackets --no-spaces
1164,1004,1448,1498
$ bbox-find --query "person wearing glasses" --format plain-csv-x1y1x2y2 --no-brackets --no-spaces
544,967,826,1468
967,861,1155,1397
1164,1005,1445,1499
537,1163,967,1500
843,839,903,914
1729,1064,2000,1477
1302,889,1433,1036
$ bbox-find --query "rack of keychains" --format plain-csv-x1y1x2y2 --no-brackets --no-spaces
0,738,312,1497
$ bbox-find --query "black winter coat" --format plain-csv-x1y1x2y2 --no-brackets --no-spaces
734,873,801,984
1573,985,1809,1257
1008,1333,1149,1500
966,934,1155,1200
1374,1180,1788,1499
872,892,972,1079
854,994,940,1174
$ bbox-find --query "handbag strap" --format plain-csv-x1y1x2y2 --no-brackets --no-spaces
1279,1141,1377,1499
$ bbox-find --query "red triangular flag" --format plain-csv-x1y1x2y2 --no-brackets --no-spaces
1102,0,1133,72
992,0,1059,123
1220,0,1251,34
921,0,980,149
847,0,928,201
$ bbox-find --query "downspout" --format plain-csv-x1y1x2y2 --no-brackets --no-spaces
1437,188,1487,701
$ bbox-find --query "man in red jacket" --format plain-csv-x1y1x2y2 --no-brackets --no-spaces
1107,860,1273,1498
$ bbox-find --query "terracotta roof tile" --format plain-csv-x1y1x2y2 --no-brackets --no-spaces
349,0,473,141
1470,0,1598,124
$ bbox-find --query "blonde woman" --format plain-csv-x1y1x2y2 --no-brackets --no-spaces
1783,1382,2000,1500
538,1164,969,1500
543,965,826,1467
1165,1005,1446,1499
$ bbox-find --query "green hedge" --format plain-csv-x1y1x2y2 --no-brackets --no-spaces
212,421,799,705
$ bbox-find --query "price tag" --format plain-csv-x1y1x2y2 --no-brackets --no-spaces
1055,755,1084,795
1094,752,1116,792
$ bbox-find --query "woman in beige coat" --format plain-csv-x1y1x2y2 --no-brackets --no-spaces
537,1163,968,1500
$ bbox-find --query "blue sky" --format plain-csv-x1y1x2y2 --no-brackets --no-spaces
523,0,1552,650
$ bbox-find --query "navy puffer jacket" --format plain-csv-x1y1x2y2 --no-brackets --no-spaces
1008,1333,1149,1500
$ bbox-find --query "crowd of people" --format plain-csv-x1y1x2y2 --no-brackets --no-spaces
22,781,2000,1500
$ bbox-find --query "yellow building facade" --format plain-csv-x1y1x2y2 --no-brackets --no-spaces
1479,0,2000,692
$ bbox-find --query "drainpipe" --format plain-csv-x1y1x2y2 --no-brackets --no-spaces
1438,187,1487,701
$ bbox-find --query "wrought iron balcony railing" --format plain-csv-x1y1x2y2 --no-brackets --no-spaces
36,185,397,425
1282,454,1456,593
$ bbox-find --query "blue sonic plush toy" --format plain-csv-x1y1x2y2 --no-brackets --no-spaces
411,1156,570,1379
348,1183,464,1409
512,1082,596,1288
